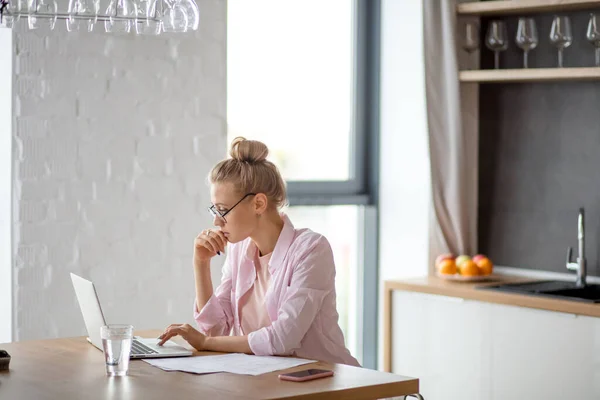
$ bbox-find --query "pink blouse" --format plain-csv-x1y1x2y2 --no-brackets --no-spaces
194,214,360,366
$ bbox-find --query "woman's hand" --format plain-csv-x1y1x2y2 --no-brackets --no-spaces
194,229,228,264
157,324,206,350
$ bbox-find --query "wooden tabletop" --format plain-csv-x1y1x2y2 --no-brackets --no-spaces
0,330,419,400
385,274,600,318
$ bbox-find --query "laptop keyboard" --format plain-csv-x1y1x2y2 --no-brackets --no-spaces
131,339,158,355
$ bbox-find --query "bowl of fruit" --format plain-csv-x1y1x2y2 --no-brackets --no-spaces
435,253,494,282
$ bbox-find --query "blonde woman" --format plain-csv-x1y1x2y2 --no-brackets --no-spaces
158,137,359,366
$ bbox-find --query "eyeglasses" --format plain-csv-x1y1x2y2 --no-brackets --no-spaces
208,193,256,223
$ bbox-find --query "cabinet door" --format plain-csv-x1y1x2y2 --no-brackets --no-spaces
489,304,600,400
391,290,492,400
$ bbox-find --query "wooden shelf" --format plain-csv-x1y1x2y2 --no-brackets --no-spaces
459,67,600,82
457,0,600,16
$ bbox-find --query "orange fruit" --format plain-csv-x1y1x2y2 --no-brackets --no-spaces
474,257,493,275
459,260,479,276
438,259,457,275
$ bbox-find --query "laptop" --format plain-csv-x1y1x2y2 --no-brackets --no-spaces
70,273,193,359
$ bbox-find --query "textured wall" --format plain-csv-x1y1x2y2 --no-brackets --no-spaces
11,0,227,340
479,81,600,277
479,8,600,277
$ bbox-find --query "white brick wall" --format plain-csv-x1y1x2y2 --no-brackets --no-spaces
1,29,13,343
9,0,227,341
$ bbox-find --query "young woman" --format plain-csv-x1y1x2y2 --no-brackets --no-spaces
158,137,359,366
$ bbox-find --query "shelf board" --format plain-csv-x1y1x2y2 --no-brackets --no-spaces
457,0,600,16
459,67,600,82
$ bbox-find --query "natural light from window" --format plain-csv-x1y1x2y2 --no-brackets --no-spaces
227,0,360,360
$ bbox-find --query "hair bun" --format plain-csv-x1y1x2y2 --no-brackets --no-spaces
229,137,269,163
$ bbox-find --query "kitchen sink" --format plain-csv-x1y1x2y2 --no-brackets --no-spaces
477,280,600,303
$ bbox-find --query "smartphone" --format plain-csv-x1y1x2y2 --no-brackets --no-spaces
278,369,334,382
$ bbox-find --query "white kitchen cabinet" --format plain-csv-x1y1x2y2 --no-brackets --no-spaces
391,291,492,400
391,290,600,400
489,305,600,400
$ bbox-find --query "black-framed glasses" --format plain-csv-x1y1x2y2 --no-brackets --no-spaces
208,193,256,223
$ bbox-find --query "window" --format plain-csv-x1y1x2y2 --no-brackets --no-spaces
227,0,353,182
284,206,360,355
228,0,380,367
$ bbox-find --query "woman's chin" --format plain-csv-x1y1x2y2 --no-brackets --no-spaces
225,235,238,244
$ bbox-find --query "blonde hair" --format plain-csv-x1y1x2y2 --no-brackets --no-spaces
209,137,287,209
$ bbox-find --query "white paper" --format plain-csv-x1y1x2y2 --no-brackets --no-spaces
143,353,316,376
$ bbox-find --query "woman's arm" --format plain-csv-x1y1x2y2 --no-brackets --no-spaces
158,324,252,354
194,260,214,312
204,335,253,354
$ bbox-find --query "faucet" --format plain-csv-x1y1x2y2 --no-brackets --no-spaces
566,207,586,287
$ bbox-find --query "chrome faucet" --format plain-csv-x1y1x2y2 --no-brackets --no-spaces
566,207,586,287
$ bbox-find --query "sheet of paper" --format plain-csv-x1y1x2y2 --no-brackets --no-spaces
143,353,316,376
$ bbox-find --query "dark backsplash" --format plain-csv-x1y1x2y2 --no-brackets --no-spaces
477,10,600,276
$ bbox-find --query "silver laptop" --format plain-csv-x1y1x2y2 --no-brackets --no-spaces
70,273,193,359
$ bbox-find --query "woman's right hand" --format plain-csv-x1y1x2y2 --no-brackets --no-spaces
194,229,228,264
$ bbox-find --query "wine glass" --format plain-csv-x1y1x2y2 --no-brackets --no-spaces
161,0,188,33
463,21,480,70
586,13,600,67
136,0,161,35
27,0,58,30
3,0,27,28
549,16,573,68
486,20,508,69
516,17,538,68
179,0,198,30
105,0,137,33
66,0,99,32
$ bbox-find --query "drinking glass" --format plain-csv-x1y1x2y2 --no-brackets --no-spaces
486,20,508,69
549,15,573,68
586,13,600,67
516,17,538,68
101,325,133,377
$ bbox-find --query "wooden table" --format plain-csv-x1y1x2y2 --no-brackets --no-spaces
0,330,419,399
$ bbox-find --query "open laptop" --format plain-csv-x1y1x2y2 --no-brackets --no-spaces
70,273,193,359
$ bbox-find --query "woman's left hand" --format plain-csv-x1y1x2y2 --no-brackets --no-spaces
157,324,206,350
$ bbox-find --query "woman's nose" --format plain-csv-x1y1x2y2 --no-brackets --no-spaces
213,215,224,227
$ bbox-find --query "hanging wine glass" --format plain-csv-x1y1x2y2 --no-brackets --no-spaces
136,0,161,35
179,0,198,30
27,0,58,30
105,0,137,34
161,0,187,33
3,0,27,28
66,0,99,32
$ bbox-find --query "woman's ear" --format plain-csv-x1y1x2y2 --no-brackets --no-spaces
254,193,268,215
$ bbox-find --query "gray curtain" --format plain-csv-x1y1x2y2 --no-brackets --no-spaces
423,0,479,273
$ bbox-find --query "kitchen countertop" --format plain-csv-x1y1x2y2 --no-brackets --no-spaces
384,274,600,318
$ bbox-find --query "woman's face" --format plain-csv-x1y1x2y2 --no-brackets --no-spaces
210,182,258,243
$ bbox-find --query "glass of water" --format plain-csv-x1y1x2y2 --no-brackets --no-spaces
101,324,133,377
